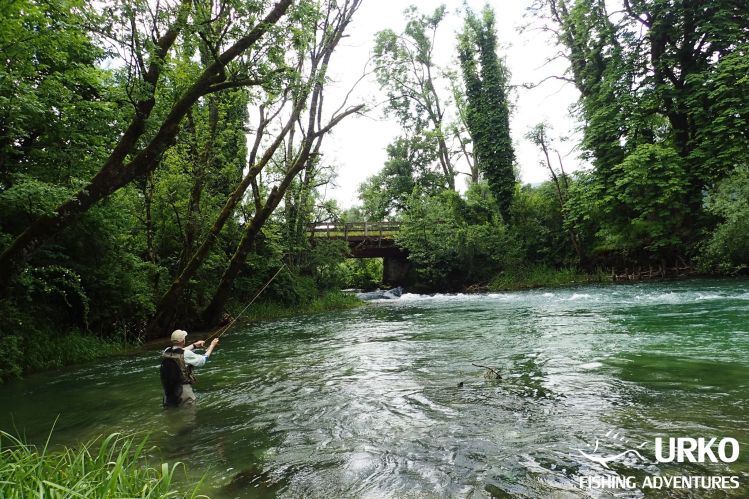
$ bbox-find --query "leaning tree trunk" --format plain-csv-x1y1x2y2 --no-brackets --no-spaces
197,0,363,329
144,102,302,338
199,137,319,327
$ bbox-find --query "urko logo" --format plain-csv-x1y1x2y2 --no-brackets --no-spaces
655,437,740,463
576,431,743,492
577,430,742,468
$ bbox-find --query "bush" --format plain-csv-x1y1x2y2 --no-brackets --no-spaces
341,258,383,290
697,165,749,272
396,187,520,290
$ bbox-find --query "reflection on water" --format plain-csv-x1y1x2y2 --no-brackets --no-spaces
1,278,749,497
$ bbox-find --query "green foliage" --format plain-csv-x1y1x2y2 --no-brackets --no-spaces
358,135,445,220
341,258,383,290
306,239,350,290
687,44,749,184
397,187,519,290
511,182,576,266
458,6,515,220
0,296,125,380
489,265,610,291
697,165,749,273
0,0,122,188
565,144,689,263
0,431,204,498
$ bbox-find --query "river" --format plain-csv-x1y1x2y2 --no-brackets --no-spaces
2,279,749,497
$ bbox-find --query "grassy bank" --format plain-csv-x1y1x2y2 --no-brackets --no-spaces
236,290,363,322
0,431,203,498
1,332,127,382
488,266,611,292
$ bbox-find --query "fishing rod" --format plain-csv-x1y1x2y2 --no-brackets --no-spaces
206,263,287,341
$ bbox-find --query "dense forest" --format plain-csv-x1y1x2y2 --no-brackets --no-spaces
1,0,748,379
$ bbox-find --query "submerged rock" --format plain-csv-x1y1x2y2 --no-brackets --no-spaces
356,287,403,301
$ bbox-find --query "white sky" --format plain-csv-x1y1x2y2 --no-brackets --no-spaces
319,0,585,208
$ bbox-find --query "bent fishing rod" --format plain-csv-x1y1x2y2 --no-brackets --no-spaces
206,263,287,341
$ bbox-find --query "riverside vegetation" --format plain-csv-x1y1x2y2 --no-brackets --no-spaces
0,430,204,498
1,0,748,493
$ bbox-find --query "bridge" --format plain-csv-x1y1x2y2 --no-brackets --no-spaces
307,221,410,285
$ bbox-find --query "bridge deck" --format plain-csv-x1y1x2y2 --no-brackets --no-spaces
307,221,401,241
307,222,403,258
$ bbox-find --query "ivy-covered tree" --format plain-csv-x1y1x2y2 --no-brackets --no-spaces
458,6,516,221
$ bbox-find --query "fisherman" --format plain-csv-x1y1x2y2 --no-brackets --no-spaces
160,329,219,407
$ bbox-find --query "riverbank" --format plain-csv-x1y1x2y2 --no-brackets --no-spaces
487,266,611,292
2,290,363,383
234,289,363,322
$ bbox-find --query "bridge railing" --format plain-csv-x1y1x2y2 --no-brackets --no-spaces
307,221,401,241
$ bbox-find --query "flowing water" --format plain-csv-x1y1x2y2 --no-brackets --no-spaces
2,279,749,498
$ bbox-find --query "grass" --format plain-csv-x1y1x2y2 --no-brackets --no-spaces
240,290,363,322
24,333,127,373
0,430,205,498
0,332,129,382
488,265,611,291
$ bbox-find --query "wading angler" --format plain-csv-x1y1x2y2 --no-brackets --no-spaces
160,330,219,407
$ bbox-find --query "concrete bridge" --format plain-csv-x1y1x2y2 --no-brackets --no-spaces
307,221,410,285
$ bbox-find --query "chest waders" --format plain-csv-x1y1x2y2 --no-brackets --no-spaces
160,347,196,407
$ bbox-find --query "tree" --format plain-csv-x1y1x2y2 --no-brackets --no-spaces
458,6,516,221
396,186,518,291
0,0,296,295
526,122,582,261
564,144,689,266
532,0,749,260
373,5,460,190
199,0,365,328
358,135,445,220
697,165,749,272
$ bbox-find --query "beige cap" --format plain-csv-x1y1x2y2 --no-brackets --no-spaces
170,329,188,343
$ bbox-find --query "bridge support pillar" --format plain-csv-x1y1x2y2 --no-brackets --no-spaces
383,254,411,287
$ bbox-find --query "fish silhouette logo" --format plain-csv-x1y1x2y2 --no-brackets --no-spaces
577,430,650,469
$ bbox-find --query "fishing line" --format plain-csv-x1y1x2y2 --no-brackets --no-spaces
206,263,287,340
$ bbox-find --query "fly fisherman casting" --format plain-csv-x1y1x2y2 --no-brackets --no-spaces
158,264,286,408
160,330,219,407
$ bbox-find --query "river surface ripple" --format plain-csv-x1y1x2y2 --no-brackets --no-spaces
2,279,749,498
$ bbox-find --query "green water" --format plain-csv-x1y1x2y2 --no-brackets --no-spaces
2,279,749,498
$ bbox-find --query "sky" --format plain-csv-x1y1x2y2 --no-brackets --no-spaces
317,0,585,208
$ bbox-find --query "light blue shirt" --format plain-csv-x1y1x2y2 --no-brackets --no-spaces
183,348,208,367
